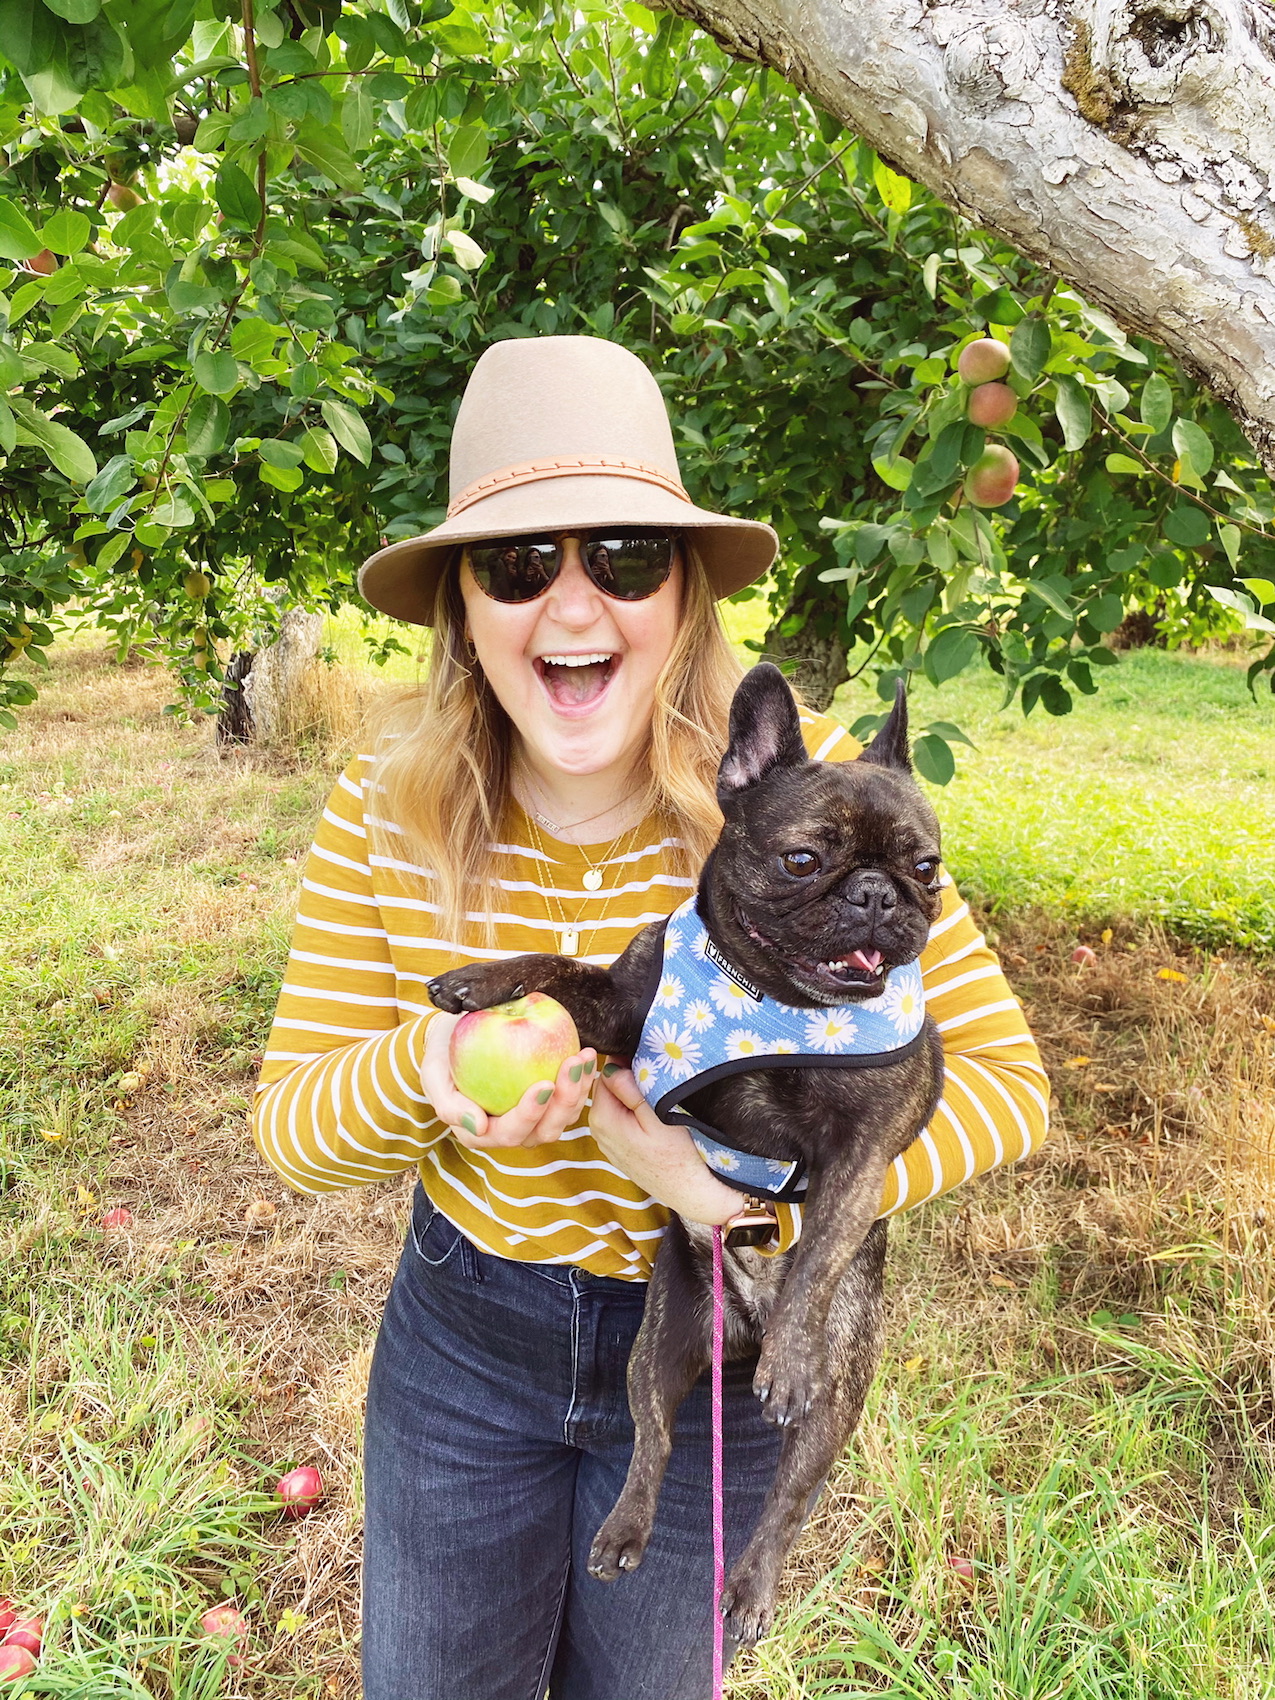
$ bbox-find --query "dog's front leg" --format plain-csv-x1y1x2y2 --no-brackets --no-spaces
751,1147,890,1427
428,956,638,1055
722,1222,888,1646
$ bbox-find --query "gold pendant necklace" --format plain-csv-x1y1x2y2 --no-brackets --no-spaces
525,809,640,957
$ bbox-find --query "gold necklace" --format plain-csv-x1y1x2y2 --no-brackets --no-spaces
515,764,644,846
525,809,642,956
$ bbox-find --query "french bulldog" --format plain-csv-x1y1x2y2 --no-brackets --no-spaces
428,662,945,1647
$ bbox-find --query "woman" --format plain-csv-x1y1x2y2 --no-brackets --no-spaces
252,336,1048,1700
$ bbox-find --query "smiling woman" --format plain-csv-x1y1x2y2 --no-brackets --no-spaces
250,335,1047,1700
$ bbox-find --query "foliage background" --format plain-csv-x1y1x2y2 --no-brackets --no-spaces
2,0,1275,773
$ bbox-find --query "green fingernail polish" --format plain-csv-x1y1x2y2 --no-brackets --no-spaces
460,1113,477,1135
569,1063,583,1083
536,1088,552,1105
583,1059,594,1074
602,1062,619,1077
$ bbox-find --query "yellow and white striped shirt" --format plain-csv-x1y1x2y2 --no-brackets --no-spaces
252,711,1049,1279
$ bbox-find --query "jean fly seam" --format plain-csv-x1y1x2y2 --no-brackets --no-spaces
530,1546,574,1700
563,1288,583,1446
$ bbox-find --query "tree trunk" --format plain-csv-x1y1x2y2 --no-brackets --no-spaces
214,608,323,748
761,596,851,708
662,0,1275,471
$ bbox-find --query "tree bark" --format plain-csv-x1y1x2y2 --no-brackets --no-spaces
216,650,256,746
761,596,852,708
214,607,323,748
662,0,1275,471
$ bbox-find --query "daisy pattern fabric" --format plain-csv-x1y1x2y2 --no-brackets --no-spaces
631,896,927,1198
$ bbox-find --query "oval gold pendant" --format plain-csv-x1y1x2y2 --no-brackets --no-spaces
583,869,603,890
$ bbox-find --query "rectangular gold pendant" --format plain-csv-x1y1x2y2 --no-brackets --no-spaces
561,928,579,956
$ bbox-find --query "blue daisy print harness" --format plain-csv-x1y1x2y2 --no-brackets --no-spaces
630,894,927,1202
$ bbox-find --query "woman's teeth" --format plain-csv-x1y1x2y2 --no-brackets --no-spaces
541,653,613,667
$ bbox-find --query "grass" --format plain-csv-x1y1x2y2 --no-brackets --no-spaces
0,629,1272,1697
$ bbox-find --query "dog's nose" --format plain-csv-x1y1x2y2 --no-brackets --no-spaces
843,869,897,920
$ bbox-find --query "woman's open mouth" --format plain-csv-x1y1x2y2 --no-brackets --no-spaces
534,652,619,713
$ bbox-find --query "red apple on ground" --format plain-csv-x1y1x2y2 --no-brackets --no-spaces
449,992,581,1116
200,1605,247,1665
101,1206,133,1229
276,1464,324,1519
21,249,58,276
957,337,1011,384
0,1646,35,1683
0,1605,12,1637
106,182,142,211
2,1619,41,1655
1072,945,1097,966
947,1554,975,1588
964,445,1020,508
966,381,1018,429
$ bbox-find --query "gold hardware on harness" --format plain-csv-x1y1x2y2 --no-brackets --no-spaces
724,1196,779,1250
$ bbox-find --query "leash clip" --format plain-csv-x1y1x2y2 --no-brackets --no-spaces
724,1195,779,1250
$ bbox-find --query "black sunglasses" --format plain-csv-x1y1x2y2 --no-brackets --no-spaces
465,529,679,604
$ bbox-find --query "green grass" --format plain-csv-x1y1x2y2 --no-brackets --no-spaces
1,630,1273,1697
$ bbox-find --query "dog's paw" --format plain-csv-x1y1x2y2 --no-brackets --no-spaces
719,1568,777,1649
752,1339,823,1428
427,966,525,1014
587,1509,653,1582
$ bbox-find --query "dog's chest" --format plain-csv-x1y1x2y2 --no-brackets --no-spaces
685,1064,883,1169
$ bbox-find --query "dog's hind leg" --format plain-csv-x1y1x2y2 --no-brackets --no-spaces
588,1225,708,1581
720,1221,888,1647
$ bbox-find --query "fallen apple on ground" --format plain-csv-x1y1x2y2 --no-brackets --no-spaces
1072,945,1097,966
276,1464,324,1518
2,1618,41,1655
0,1646,35,1683
200,1605,248,1666
0,1603,12,1636
101,1206,133,1229
449,992,581,1116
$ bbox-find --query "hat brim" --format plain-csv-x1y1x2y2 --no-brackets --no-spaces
357,473,777,625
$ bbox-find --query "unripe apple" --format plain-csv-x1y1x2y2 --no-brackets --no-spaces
957,337,1011,385
2,1619,41,1656
21,249,57,276
449,992,581,1116
183,570,211,600
966,381,1018,429
0,1645,35,1683
963,445,1019,508
106,182,142,212
276,1464,323,1519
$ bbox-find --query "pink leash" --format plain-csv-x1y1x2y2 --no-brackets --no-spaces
710,1224,725,1700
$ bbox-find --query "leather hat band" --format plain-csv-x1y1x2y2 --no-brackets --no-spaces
447,455,692,519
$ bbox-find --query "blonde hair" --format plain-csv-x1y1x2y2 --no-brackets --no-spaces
365,544,749,948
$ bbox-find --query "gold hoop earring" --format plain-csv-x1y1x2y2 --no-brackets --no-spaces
463,632,478,663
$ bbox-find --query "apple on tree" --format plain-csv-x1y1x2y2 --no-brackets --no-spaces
449,993,581,1117
957,337,1011,384
964,445,1020,508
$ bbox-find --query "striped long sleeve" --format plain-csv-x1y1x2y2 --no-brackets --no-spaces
252,712,1048,1280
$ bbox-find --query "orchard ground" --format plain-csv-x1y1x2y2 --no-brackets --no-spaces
0,617,1272,1699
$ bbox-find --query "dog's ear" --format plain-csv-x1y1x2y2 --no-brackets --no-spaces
858,680,912,772
717,662,808,801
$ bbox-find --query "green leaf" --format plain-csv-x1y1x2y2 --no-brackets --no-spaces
267,234,327,272
294,129,364,190
186,393,230,456
1086,593,1125,633
320,398,372,465
977,287,1023,326
426,274,463,307
872,454,913,492
871,156,911,213
448,122,489,182
1104,454,1145,476
227,97,269,142
43,0,99,21
341,81,374,153
38,208,91,255
229,318,278,361
1163,503,1211,549
1053,376,1092,452
258,437,305,469
8,396,97,483
0,0,60,76
299,426,338,474
260,460,304,492
922,719,977,750
215,162,260,227
924,624,978,685
0,196,42,262
1139,372,1172,435
643,10,688,100
368,69,410,99
94,531,132,569
84,454,137,512
1219,525,1241,570
1009,315,1050,384
1206,585,1275,633
192,351,239,395
1239,577,1275,607
454,176,493,204
0,397,15,455
1171,417,1213,478
912,733,955,786
443,229,484,270
1025,577,1074,621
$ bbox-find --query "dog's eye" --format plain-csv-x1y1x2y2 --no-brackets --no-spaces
914,859,939,884
780,851,821,877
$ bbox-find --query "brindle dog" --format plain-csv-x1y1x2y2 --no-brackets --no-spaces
428,663,945,1646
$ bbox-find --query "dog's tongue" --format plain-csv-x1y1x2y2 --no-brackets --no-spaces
849,949,883,973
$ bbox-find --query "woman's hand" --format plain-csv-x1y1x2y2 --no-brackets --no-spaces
422,1011,598,1150
588,1062,744,1226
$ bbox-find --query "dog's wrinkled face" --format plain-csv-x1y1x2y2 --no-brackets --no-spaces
706,663,943,1008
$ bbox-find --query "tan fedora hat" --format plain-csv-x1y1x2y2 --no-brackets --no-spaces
357,335,778,626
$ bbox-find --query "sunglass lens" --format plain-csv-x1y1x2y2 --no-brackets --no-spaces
470,539,559,601
585,534,675,599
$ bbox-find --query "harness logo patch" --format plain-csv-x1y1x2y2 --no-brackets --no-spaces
703,935,763,1003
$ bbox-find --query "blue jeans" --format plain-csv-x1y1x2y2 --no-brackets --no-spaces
361,1181,787,1700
